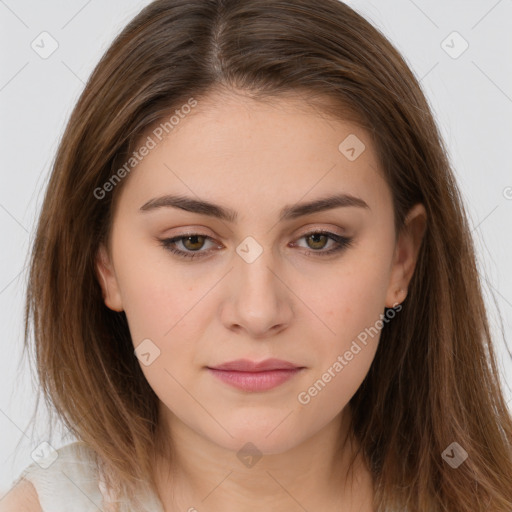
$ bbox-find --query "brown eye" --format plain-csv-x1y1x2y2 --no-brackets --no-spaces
292,231,353,257
159,233,219,260
181,235,207,251
305,233,329,250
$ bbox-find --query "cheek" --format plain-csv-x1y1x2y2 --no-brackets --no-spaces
301,247,392,402
296,280,386,423
320,255,391,345
121,274,183,345
112,242,209,384
113,236,198,344
118,264,204,414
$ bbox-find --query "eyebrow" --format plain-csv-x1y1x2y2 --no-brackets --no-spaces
139,192,370,222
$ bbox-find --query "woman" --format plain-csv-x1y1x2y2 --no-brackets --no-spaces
2,0,511,510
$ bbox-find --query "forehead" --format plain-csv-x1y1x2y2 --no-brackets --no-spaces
115,91,389,217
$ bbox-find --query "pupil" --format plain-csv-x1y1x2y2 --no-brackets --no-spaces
185,235,203,250
309,234,326,249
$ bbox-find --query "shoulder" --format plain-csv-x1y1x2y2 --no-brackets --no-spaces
0,478,43,512
1,441,103,512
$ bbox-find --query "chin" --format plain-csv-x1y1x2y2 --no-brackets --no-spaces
210,418,308,456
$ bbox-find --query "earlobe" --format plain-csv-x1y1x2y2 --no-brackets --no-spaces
385,203,427,308
95,244,124,312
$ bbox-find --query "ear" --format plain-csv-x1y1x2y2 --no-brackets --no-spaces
95,243,124,312
385,203,427,307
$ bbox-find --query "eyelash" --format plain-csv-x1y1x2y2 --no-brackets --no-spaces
159,230,353,260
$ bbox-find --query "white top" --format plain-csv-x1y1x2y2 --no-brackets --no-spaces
12,441,164,512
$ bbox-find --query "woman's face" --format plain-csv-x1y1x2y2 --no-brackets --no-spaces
96,91,425,455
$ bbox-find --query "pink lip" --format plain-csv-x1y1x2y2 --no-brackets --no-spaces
206,358,305,392
209,358,301,372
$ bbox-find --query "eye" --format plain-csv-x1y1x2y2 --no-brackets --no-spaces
159,230,353,260
291,230,353,257
159,233,218,259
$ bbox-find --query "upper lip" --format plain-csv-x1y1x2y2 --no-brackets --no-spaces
208,358,303,372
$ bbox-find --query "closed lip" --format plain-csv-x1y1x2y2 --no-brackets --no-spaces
207,358,303,372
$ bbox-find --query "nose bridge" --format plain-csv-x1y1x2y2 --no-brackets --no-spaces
235,234,280,302
224,234,293,336
243,257,275,289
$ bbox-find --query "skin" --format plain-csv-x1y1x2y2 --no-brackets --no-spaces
96,90,426,512
0,480,42,512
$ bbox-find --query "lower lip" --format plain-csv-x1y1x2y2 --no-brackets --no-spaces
207,368,303,392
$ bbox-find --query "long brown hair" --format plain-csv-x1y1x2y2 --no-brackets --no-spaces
23,0,512,510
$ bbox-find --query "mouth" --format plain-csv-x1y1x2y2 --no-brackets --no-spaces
206,358,305,392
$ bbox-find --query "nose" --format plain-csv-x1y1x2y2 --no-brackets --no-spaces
219,246,294,339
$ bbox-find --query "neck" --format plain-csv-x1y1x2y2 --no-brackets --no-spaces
153,404,374,512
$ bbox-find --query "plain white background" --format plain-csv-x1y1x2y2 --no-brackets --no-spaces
1,0,511,494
